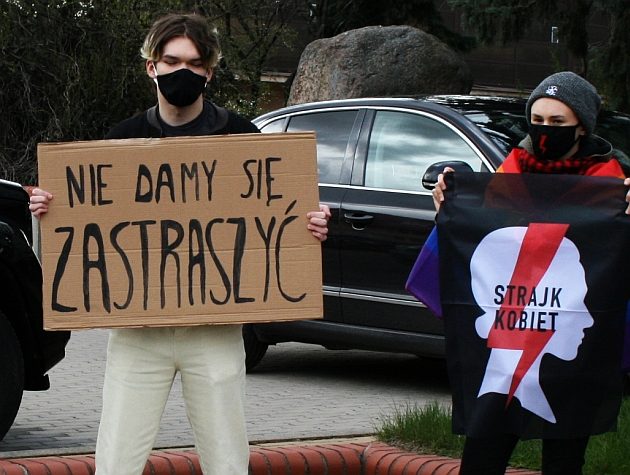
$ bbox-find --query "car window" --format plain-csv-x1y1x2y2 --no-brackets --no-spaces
258,119,284,133
287,110,358,184
365,111,488,192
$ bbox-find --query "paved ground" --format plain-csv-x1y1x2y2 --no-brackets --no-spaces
0,328,451,458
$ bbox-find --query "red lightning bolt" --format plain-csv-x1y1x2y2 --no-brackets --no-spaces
539,134,548,155
487,222,569,407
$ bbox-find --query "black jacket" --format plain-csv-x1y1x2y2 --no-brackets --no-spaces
105,101,259,139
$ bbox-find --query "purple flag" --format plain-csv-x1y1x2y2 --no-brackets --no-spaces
405,226,442,317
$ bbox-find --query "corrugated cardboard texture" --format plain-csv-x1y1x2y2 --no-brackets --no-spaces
37,133,323,330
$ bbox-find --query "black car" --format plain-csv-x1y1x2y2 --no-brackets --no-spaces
0,181,70,440
243,95,630,371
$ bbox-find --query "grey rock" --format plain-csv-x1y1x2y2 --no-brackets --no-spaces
288,25,472,105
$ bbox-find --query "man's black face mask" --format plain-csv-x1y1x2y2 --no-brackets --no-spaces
529,124,580,161
155,67,207,107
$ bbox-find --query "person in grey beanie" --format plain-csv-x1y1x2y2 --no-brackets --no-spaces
431,71,630,474
434,71,630,210
526,71,600,136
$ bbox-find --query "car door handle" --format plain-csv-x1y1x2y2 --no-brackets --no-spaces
343,213,374,230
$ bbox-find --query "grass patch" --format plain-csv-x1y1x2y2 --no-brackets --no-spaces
376,397,630,474
376,401,465,459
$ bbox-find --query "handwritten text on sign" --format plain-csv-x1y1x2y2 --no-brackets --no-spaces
37,133,322,330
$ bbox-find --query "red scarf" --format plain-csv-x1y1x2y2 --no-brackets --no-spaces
498,148,626,178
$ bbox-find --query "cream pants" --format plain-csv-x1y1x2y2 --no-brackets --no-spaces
95,325,248,475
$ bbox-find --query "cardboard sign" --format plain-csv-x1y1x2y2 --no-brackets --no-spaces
37,133,323,330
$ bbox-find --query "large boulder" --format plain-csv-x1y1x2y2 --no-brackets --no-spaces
288,25,473,105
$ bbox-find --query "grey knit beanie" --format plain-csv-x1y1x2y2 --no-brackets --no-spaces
526,71,601,135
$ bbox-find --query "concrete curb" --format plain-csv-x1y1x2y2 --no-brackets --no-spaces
0,440,542,475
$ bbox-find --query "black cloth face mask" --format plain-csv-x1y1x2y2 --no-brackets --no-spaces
529,124,580,161
154,67,207,107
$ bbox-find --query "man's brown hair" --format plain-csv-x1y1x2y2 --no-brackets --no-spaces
141,13,221,69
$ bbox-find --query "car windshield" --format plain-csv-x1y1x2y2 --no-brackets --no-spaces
464,110,529,156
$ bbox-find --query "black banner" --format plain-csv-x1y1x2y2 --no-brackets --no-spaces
438,172,630,439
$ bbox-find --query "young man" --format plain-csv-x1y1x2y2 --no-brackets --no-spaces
31,13,330,475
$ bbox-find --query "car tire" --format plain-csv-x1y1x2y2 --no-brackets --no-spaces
242,324,268,372
0,310,24,441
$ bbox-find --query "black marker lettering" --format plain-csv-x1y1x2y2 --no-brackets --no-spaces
160,220,184,308
66,166,85,208
275,201,305,302
181,163,199,203
205,218,231,305
110,222,133,310
135,165,153,202
255,216,276,302
52,227,77,312
131,220,156,310
265,157,282,206
241,159,257,199
96,164,113,205
201,160,217,202
188,219,206,305
83,223,110,313
228,217,255,304
155,164,175,203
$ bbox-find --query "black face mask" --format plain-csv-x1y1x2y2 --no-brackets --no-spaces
154,67,207,107
529,124,580,161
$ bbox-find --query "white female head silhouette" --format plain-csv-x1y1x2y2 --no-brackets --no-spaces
470,225,593,422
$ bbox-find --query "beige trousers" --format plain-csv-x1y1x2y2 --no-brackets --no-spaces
95,325,248,475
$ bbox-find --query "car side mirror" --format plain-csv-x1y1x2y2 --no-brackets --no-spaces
422,161,474,190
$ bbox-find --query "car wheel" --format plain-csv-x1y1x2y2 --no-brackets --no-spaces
242,324,268,372
0,310,24,441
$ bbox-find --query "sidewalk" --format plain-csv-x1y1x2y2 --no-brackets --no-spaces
3,333,451,457
0,438,541,475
